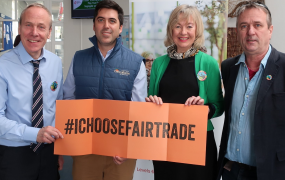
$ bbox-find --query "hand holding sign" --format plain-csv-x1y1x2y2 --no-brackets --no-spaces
37,126,63,143
184,96,204,106
145,95,163,105
113,156,127,165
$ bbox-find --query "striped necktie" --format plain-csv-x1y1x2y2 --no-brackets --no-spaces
30,60,44,152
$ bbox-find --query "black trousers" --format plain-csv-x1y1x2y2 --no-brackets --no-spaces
153,130,217,180
0,143,59,180
222,160,257,180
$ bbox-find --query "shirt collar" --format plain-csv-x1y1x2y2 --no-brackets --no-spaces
99,48,114,61
15,42,46,64
235,45,272,69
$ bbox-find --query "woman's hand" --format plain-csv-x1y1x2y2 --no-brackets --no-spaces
185,96,210,113
145,95,163,105
185,96,204,106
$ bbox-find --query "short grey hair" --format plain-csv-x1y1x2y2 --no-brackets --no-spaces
236,1,272,28
19,3,52,29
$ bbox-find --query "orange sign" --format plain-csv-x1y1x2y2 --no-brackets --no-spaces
54,99,208,165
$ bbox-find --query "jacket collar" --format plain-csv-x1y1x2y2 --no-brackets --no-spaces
227,57,240,115
227,46,280,111
89,34,122,53
256,46,280,109
235,45,272,69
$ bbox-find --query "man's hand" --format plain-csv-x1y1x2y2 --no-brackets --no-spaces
113,156,127,165
36,126,64,143
58,155,64,170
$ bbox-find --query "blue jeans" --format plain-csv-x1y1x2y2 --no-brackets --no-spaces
222,162,257,180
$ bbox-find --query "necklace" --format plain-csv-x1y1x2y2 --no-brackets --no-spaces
182,49,199,59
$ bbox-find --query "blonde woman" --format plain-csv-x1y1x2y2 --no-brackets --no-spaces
146,4,224,180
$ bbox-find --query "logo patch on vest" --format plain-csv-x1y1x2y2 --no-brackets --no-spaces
114,69,130,76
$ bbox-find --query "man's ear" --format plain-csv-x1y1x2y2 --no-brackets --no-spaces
269,25,273,40
48,27,52,39
119,25,123,34
18,23,21,35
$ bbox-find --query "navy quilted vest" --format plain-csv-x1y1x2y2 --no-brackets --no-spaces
73,35,142,101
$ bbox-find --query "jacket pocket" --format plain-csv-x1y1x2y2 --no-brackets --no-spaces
273,92,285,108
277,149,285,162
273,92,285,125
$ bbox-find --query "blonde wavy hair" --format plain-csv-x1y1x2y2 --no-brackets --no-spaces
164,4,204,50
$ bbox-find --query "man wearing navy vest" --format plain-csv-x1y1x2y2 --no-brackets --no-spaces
63,0,147,180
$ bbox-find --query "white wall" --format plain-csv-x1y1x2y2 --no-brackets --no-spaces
266,0,285,53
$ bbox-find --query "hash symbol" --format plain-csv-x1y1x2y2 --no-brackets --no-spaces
64,119,74,134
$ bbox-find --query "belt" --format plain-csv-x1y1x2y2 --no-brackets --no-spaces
224,158,256,171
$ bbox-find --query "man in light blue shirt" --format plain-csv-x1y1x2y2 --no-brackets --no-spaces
0,3,63,180
225,46,271,167
217,1,285,180
63,1,147,180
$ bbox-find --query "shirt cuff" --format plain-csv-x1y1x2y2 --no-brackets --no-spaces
22,126,40,143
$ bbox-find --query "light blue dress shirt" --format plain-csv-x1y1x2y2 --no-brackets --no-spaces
0,42,63,147
225,46,272,166
63,48,147,102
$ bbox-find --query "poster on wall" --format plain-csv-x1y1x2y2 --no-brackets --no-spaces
129,0,228,179
0,13,13,51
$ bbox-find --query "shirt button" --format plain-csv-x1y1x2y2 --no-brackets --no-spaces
245,78,248,80
242,113,244,115
237,149,240,151
246,95,249,98
239,131,241,134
